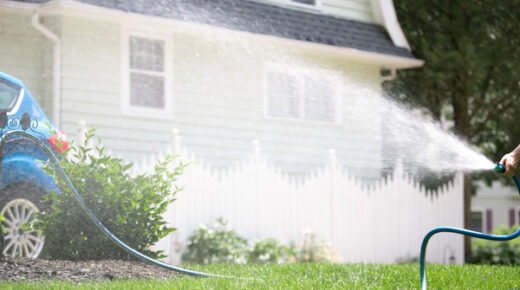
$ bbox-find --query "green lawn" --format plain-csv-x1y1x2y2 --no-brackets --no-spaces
1,263,519,289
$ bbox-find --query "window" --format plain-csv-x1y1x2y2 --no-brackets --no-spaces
265,69,338,123
266,72,300,119
122,33,171,116
470,211,483,233
129,36,165,109
471,209,493,233
303,76,335,122
508,208,520,226
0,78,21,112
288,0,320,8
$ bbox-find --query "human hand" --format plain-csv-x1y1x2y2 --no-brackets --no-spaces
500,152,520,177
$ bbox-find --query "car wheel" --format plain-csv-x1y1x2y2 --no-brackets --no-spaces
0,221,4,257
0,184,45,259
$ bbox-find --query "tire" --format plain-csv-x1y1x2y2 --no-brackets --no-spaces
0,222,4,258
0,183,46,259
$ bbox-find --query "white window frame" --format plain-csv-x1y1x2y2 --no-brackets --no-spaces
121,29,173,118
263,64,341,125
287,0,322,10
470,208,486,233
513,207,520,225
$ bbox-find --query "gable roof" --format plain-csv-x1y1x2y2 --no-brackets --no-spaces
18,0,416,59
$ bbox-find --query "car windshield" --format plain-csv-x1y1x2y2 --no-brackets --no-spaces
0,78,21,111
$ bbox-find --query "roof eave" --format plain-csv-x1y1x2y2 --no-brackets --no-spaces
2,0,424,69
297,39,424,69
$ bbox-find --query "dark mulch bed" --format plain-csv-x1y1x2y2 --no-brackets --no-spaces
0,258,179,282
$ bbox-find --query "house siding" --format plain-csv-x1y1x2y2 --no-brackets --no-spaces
52,13,385,179
0,8,55,117
472,181,520,231
263,0,375,23
0,6,385,180
58,17,177,160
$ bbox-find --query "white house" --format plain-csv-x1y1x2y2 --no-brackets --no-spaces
0,0,467,264
471,180,520,234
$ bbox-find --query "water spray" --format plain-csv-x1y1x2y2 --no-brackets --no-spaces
419,163,520,290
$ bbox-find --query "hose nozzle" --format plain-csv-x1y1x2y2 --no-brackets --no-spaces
495,163,505,174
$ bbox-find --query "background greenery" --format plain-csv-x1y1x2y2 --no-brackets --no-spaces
468,225,520,264
182,218,341,264
390,0,520,160
388,0,520,259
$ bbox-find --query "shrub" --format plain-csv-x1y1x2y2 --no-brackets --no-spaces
288,229,342,263
182,218,248,264
468,225,520,265
35,127,187,260
182,218,341,264
247,238,289,264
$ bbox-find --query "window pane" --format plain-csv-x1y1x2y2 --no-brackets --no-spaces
267,72,300,118
0,78,21,111
130,36,164,72
470,211,483,232
130,73,165,109
304,76,335,122
291,0,316,5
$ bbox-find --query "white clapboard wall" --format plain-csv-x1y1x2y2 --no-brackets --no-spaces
125,129,464,266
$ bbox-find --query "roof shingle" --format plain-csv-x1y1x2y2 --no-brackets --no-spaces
19,0,416,58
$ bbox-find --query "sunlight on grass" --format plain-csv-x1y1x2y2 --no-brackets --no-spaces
1,264,519,289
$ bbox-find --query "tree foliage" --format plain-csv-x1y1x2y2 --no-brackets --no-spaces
387,0,520,258
388,0,520,162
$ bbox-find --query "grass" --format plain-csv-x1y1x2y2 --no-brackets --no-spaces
1,263,520,289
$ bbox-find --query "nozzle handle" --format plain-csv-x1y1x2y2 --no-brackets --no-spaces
495,163,505,174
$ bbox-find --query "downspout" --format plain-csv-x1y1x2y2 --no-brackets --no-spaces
31,11,61,127
381,68,396,81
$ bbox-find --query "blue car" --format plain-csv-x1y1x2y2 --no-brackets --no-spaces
0,71,67,258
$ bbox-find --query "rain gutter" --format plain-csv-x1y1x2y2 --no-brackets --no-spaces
381,68,397,81
31,10,61,127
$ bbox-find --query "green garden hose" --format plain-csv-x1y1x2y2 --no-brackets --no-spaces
419,163,520,289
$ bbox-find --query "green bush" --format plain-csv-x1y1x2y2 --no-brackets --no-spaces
247,238,290,264
35,127,187,260
182,218,341,264
468,225,520,265
288,230,342,263
182,218,248,264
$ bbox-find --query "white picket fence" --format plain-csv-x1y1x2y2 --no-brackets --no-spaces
120,128,464,265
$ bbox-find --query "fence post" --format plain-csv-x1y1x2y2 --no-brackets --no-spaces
252,139,261,162
168,128,182,263
171,128,181,155
252,139,261,235
77,120,87,145
328,148,337,243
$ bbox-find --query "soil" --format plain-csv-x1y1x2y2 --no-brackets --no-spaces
0,258,180,282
